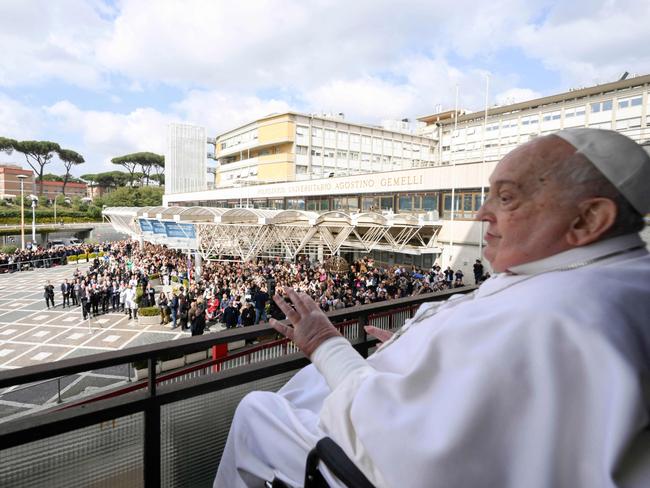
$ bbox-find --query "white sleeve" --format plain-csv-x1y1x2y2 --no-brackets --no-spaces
310,337,373,390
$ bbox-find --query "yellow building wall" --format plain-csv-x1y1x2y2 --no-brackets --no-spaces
258,118,295,144
257,160,295,181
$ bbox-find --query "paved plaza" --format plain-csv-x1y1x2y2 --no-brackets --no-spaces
0,261,218,421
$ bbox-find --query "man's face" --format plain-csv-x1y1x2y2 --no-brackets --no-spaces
476,137,578,272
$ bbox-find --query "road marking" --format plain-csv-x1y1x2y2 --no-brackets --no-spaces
1,329,17,336
33,331,50,338
64,317,78,322
0,349,14,357
102,335,120,343
34,315,48,321
68,332,84,340
32,352,52,361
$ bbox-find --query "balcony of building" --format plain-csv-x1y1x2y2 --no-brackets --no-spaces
0,288,474,487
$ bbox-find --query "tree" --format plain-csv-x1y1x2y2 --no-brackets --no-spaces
57,148,85,196
13,140,61,195
149,173,165,186
111,152,163,186
0,137,17,154
39,173,64,182
81,171,131,189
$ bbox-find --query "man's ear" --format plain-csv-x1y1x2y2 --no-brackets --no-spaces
566,198,617,246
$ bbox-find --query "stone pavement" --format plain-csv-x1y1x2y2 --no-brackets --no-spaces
0,261,222,421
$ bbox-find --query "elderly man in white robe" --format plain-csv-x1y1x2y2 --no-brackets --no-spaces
215,128,650,488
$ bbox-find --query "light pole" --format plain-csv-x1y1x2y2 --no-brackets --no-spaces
30,195,37,245
16,174,27,250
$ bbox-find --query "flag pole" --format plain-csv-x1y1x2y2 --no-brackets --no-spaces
448,84,459,266
479,74,489,260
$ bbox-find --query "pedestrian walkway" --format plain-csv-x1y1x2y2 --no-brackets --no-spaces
0,261,221,421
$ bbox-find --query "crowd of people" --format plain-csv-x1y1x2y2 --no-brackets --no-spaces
34,239,476,336
0,244,94,272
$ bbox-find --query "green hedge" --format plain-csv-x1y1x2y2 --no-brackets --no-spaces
138,306,161,317
88,252,97,259
149,273,160,280
135,287,144,305
67,255,78,263
77,253,88,262
98,251,105,257
0,245,17,254
171,276,179,282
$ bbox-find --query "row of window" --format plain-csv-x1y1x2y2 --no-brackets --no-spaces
178,191,486,220
219,128,258,150
448,95,645,138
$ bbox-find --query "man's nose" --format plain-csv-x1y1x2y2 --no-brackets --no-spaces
475,196,494,222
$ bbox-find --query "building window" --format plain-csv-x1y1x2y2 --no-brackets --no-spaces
591,100,613,113
442,191,482,219
332,197,359,212
618,96,642,109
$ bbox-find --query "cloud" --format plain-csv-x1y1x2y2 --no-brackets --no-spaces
46,100,177,170
495,87,542,106
172,90,292,133
514,0,650,86
0,93,41,140
0,0,110,89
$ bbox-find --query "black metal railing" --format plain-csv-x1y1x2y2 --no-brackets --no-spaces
0,287,475,487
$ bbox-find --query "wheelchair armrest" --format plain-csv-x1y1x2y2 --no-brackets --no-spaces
304,437,375,488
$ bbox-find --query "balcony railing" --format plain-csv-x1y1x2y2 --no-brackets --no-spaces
0,287,475,488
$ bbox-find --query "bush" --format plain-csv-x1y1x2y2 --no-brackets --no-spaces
170,276,179,283
138,306,161,317
67,255,78,263
98,251,105,257
0,245,17,254
88,252,97,259
182,279,189,289
148,273,160,280
135,287,144,305
77,253,88,262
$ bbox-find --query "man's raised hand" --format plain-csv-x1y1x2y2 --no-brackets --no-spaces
270,287,341,357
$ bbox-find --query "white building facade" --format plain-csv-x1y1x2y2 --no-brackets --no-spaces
165,123,208,194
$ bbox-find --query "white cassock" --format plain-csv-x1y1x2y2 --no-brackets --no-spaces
215,233,650,487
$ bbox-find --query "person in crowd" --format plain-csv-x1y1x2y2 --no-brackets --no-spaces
72,279,80,307
454,269,464,287
253,285,269,324
473,259,484,285
80,285,90,320
158,291,170,325
125,285,137,320
240,301,256,327
215,129,650,487
60,279,71,308
43,280,55,309
223,300,240,329
178,295,189,331
110,281,120,312
170,292,179,329
190,296,206,336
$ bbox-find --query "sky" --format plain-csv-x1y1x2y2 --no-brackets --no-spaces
0,0,648,178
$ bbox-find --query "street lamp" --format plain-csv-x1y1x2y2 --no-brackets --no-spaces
53,196,69,225
29,194,38,245
16,175,27,250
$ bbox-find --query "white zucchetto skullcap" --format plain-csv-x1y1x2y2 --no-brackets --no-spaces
553,128,650,214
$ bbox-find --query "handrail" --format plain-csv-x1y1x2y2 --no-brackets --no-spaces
0,255,70,271
55,319,361,411
0,286,475,389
